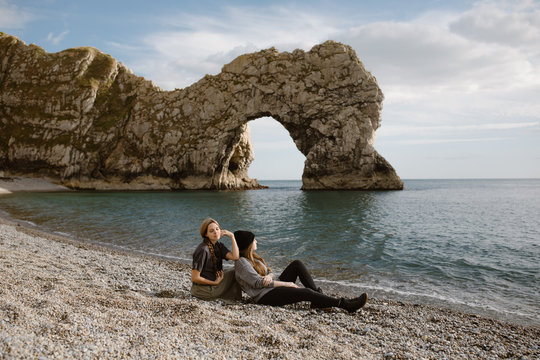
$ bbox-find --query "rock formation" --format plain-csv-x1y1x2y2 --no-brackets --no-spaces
0,32,403,190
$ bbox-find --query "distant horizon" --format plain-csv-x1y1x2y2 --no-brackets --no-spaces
256,177,540,181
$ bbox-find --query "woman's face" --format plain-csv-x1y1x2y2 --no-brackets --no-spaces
252,239,257,251
206,222,221,242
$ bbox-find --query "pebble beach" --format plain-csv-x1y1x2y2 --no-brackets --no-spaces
1,214,539,360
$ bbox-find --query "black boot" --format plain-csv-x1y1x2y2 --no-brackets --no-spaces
338,293,368,313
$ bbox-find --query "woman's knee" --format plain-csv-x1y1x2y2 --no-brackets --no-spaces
290,259,304,267
191,284,214,300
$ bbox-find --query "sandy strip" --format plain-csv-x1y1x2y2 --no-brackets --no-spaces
0,176,69,194
0,217,538,359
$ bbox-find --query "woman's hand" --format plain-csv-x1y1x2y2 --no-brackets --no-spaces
272,280,299,288
262,275,273,286
223,230,240,261
213,270,224,285
284,282,299,288
192,269,224,286
221,229,234,238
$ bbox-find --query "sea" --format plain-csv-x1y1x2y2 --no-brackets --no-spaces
0,179,538,327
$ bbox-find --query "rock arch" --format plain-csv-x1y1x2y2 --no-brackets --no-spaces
0,33,403,190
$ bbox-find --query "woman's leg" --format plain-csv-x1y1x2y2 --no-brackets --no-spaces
278,260,318,290
258,287,339,308
259,287,369,312
190,283,214,300
214,269,242,301
191,269,241,301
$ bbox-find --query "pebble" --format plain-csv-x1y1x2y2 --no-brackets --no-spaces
0,220,539,359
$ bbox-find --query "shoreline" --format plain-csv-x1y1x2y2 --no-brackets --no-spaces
0,174,270,192
0,176,70,194
1,200,537,330
1,216,539,359
2,208,536,328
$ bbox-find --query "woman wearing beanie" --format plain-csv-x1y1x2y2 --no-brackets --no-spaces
191,218,242,301
233,230,368,312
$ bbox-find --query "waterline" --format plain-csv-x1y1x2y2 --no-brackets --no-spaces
0,179,538,326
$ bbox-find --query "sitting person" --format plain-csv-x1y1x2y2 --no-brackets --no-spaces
190,218,241,301
233,230,368,312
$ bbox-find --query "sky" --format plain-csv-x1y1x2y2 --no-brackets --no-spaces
1,0,539,180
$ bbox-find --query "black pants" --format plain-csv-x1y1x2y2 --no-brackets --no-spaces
258,260,340,308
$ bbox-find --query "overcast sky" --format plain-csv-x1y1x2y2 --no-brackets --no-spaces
2,0,539,179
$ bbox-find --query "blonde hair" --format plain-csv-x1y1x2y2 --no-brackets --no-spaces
241,241,271,276
199,218,220,275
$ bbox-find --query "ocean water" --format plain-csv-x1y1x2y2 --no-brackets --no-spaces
0,179,538,326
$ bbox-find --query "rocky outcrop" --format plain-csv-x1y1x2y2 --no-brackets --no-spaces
0,32,403,190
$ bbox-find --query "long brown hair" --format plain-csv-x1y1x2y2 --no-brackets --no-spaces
241,241,271,276
200,218,220,273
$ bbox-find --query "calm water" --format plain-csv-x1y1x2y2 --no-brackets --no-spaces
1,179,539,326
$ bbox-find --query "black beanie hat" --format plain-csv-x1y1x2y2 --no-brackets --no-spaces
234,230,255,251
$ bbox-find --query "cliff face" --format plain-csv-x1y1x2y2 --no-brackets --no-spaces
0,33,403,190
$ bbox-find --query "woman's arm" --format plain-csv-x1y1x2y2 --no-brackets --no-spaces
271,280,299,288
191,269,223,286
262,273,276,286
235,258,267,289
236,259,297,289
221,229,239,261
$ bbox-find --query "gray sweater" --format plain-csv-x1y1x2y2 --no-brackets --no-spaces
234,257,274,302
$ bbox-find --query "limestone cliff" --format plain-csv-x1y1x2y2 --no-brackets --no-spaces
0,32,403,190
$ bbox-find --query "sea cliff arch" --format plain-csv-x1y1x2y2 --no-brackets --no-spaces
180,41,403,190
0,33,403,190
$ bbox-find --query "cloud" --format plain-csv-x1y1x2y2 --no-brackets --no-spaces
122,0,540,132
328,0,540,149
377,121,539,147
155,5,338,51
0,0,34,29
120,4,339,90
393,137,512,145
448,0,540,51
105,41,144,52
337,14,539,96
380,122,540,136
46,30,69,45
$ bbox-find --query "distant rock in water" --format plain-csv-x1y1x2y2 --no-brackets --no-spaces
0,32,403,190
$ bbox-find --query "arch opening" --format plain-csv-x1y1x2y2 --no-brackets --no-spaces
247,117,306,184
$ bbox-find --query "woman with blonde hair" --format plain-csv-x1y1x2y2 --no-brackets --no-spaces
234,230,368,312
191,218,241,301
